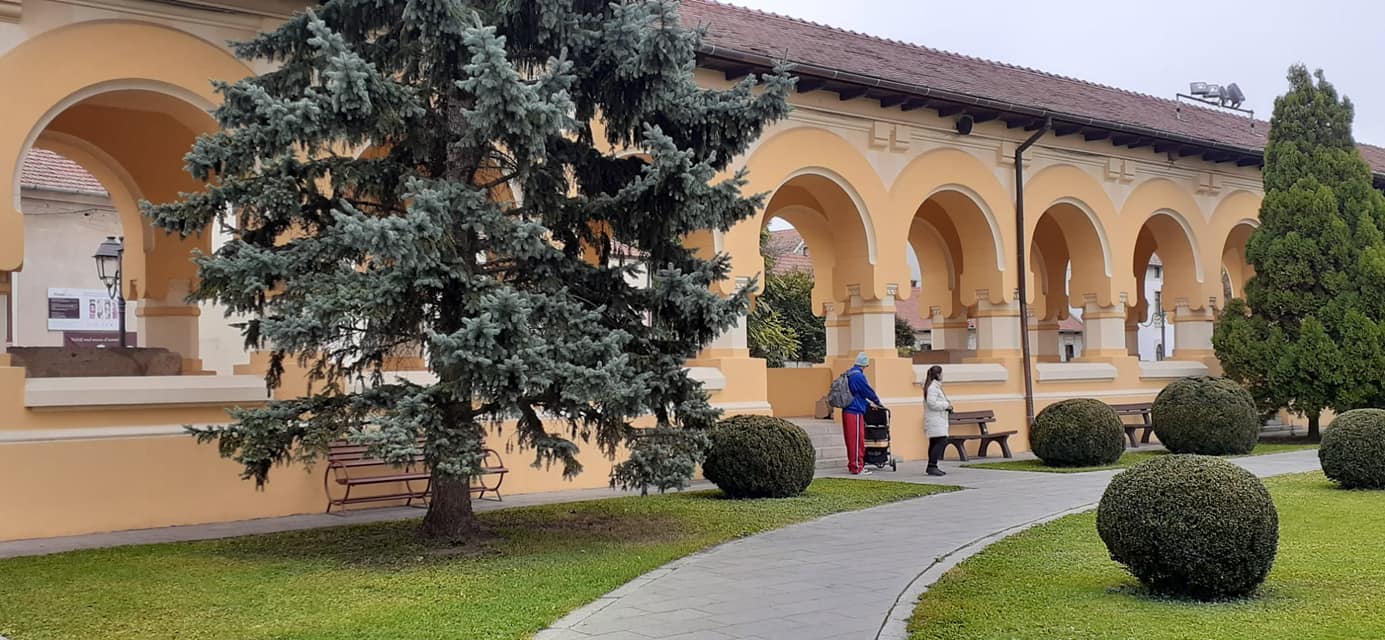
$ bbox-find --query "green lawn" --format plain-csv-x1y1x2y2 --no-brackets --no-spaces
910,472,1385,639
963,441,1317,473
0,479,953,640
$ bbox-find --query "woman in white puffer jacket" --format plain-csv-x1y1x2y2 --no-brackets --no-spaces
923,365,953,476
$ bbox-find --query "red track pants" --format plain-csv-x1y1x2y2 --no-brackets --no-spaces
841,412,866,474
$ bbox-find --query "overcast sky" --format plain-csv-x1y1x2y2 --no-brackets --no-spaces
725,0,1385,145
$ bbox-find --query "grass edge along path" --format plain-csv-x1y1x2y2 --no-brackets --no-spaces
0,478,955,640
909,471,1385,640
963,441,1317,474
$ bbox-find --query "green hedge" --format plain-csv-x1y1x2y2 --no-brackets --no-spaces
1151,376,1259,455
1320,409,1385,489
1030,398,1125,467
702,415,816,499
1097,454,1279,600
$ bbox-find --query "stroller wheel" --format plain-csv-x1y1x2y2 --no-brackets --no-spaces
890,458,898,471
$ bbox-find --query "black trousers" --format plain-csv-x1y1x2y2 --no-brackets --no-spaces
928,436,948,468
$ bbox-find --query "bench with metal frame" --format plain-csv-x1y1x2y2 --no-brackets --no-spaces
324,440,507,513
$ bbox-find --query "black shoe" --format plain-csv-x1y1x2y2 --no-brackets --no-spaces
926,467,946,477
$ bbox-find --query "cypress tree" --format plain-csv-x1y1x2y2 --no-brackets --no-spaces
145,0,791,539
1215,65,1385,439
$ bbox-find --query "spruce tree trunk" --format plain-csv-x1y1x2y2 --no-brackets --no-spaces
420,475,477,541
1307,413,1321,442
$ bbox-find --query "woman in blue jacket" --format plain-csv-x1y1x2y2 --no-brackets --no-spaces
842,352,884,475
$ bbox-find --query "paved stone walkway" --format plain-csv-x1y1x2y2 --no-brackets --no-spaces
537,450,1322,640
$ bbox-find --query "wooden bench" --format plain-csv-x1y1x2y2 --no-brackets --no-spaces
1108,402,1155,448
945,410,1017,461
324,439,508,513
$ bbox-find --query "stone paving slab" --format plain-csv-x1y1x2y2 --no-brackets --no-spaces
539,450,1323,640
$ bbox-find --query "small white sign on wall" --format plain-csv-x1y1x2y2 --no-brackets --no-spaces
46,288,119,332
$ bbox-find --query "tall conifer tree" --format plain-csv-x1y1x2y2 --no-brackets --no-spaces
146,0,790,539
1215,65,1385,439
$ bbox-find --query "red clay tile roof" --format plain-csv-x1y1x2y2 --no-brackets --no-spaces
682,1,1385,174
766,228,813,275
20,149,106,195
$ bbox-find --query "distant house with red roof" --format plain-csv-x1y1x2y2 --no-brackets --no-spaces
9,149,120,348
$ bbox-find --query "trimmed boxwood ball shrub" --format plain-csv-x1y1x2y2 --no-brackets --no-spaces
1097,455,1279,600
1030,398,1125,467
1320,409,1385,489
1151,376,1258,455
702,415,815,499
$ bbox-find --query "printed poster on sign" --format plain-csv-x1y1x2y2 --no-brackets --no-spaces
47,288,120,332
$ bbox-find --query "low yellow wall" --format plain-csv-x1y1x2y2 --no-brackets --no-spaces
767,367,831,417
0,427,629,541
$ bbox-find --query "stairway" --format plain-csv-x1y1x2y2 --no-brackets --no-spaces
788,418,849,473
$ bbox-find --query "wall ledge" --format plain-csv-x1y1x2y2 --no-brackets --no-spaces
1139,360,1209,380
1035,362,1118,382
914,363,1008,385
25,375,268,409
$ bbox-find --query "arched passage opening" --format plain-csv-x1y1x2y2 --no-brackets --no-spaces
1222,221,1258,302
1128,211,1203,361
904,189,1006,363
1029,200,1117,361
752,171,875,417
8,88,225,375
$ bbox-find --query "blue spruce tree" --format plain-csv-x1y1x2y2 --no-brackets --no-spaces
145,0,791,539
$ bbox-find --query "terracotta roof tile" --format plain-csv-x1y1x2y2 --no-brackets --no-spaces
683,1,1385,173
20,149,106,195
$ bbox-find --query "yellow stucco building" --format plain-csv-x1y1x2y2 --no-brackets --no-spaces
2,0,1382,541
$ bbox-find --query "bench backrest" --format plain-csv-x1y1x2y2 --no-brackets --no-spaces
948,410,996,435
327,437,428,466
1107,402,1153,424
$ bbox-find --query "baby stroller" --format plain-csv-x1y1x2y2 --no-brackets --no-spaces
862,406,898,472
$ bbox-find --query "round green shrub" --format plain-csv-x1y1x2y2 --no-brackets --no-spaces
1320,409,1385,489
1030,398,1125,467
1151,376,1259,455
1097,455,1279,600
702,415,815,499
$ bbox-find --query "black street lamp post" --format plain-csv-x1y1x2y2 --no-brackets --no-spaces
93,235,127,348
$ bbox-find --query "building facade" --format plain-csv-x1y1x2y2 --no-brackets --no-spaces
1,0,1383,541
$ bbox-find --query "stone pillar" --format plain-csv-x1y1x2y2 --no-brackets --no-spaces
1076,293,1131,362
1125,320,1140,357
844,284,898,359
930,306,971,354
0,271,9,357
1173,299,1215,362
823,301,851,360
1029,314,1062,362
972,290,1021,361
0,271,9,360
136,279,206,374
688,278,768,412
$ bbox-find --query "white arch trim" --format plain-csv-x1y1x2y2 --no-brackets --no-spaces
1051,196,1114,279
780,166,877,265
1148,208,1206,284
924,183,1008,273
11,79,217,214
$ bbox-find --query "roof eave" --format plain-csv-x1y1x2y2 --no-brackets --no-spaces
699,45,1385,187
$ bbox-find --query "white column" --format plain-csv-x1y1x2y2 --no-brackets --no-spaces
1173,299,1214,360
1078,293,1130,361
1030,315,1061,362
930,306,971,352
844,284,897,357
823,301,850,359
973,290,1021,358
706,313,749,353
136,278,202,372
